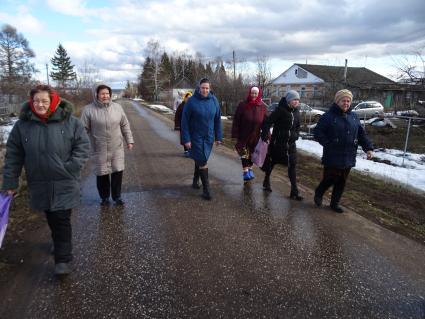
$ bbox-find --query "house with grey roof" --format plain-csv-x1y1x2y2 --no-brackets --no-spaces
266,63,424,110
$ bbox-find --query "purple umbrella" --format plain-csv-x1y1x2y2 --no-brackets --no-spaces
0,193,13,248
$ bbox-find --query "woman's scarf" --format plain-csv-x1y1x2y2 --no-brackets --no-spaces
245,86,263,108
29,89,61,122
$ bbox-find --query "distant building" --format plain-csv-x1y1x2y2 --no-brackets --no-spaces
159,77,194,111
0,94,21,115
266,63,425,110
111,88,124,100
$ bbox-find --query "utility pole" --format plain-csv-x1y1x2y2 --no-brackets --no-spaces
232,50,236,116
232,50,236,82
46,64,50,85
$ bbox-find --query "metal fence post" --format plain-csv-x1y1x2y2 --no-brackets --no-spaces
402,118,412,167
308,112,312,135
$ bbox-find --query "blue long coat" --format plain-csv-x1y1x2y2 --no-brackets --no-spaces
181,89,222,163
314,104,373,169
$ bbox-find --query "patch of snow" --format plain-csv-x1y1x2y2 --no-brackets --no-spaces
146,104,174,114
0,118,18,144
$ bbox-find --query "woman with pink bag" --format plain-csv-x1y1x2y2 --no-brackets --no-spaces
231,86,267,182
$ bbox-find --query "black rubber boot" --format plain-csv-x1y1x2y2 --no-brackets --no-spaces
263,174,272,192
330,178,346,213
192,164,200,189
289,191,303,201
314,193,323,207
330,204,344,213
199,168,211,200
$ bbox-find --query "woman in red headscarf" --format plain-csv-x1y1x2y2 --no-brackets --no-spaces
2,84,89,276
231,86,267,181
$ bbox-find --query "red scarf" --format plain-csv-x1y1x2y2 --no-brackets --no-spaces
29,90,61,122
245,86,263,108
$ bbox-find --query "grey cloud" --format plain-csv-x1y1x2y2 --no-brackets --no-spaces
58,0,425,85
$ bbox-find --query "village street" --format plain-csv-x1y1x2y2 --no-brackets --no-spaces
0,101,424,318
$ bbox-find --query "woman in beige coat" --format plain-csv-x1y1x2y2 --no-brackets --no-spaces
81,83,134,206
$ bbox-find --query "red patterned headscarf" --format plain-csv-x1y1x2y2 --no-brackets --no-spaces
29,85,61,121
245,86,263,108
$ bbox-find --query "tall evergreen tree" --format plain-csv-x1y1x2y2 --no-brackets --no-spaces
205,63,214,79
50,43,76,88
139,57,155,100
159,52,174,89
186,59,196,84
174,56,185,82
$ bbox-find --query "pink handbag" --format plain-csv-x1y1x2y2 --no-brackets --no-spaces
251,138,268,167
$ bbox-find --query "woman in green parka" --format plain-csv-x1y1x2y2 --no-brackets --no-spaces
2,85,90,276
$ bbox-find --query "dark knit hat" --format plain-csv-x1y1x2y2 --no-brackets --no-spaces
286,90,300,102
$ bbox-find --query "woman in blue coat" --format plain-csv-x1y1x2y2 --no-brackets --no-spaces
181,78,222,200
313,89,374,213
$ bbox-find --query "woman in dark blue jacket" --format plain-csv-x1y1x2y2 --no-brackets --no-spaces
313,89,374,213
181,78,222,200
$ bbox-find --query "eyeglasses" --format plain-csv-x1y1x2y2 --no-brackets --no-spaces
33,100,50,105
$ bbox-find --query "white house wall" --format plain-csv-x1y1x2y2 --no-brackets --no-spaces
272,64,324,85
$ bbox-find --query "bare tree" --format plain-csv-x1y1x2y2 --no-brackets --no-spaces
144,39,163,101
256,55,272,91
393,47,425,86
76,60,99,89
0,24,36,101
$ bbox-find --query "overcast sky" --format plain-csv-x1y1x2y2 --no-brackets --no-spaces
1,0,425,88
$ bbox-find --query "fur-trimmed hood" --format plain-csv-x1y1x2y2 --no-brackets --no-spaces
19,98,74,122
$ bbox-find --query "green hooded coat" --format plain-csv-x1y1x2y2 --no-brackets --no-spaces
2,99,90,211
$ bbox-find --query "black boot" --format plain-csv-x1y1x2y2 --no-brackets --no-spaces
263,174,272,192
199,168,211,200
288,157,302,200
314,193,323,207
192,164,200,189
289,191,303,201
330,203,344,213
330,177,346,213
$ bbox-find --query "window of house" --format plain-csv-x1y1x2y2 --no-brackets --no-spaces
296,67,307,79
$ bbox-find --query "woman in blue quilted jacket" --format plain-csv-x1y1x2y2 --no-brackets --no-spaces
313,89,374,213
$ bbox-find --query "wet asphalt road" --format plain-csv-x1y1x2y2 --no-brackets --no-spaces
1,100,425,318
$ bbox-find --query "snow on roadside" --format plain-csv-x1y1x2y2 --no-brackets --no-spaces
143,102,230,120
0,118,18,144
147,104,174,114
